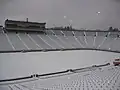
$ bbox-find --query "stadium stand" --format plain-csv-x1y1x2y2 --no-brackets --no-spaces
0,27,120,53
0,20,118,53
0,20,120,90
0,63,120,90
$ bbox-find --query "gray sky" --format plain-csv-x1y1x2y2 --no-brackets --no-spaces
0,0,120,29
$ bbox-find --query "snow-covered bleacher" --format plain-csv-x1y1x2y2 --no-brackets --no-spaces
0,64,120,90
0,28,120,53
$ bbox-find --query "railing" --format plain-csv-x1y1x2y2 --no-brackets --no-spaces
0,48,120,54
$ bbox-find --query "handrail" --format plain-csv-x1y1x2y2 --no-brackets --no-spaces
46,28,120,32
4,27,120,32
0,76,32,82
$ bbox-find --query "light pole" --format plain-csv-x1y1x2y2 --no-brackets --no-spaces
64,16,67,19
96,12,100,15
63,16,73,29
64,16,67,27
69,20,73,29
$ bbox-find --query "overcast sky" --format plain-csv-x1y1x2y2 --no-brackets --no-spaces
0,0,120,29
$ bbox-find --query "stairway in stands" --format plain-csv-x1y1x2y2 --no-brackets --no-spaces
0,65,120,90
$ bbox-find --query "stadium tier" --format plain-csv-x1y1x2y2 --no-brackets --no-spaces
0,27,120,53
0,64,120,90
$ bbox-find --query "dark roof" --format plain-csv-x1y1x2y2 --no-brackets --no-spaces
5,19,46,25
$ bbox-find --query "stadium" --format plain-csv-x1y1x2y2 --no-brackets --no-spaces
0,19,120,90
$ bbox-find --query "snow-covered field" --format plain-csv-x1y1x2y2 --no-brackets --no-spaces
0,50,119,80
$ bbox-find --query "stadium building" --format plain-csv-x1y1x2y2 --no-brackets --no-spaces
0,20,120,90
5,19,46,32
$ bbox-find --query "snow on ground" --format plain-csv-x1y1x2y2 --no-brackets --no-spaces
0,50,119,80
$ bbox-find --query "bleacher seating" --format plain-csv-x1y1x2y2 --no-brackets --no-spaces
0,28,120,53
1,24,120,90
0,65,120,90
